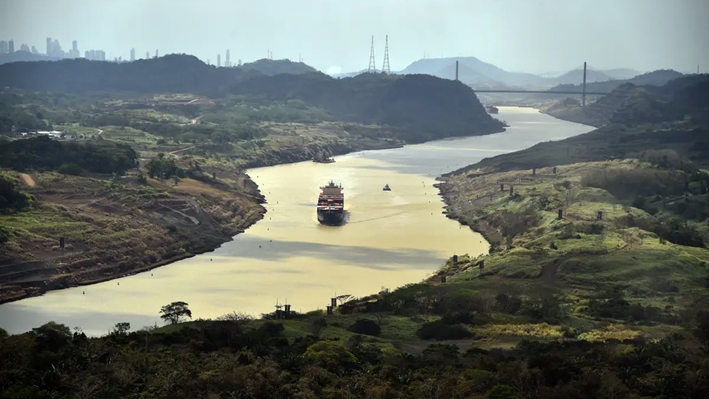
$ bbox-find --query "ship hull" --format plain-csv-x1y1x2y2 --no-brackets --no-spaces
317,210,345,225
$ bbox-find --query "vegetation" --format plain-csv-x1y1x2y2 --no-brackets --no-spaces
0,285,707,398
541,73,708,127
160,301,193,324
0,172,32,214
0,136,137,175
1,57,708,399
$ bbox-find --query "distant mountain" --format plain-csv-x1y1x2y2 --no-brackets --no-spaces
396,57,646,89
545,68,614,86
398,57,548,88
535,70,685,99
602,68,644,80
0,50,64,65
239,58,318,76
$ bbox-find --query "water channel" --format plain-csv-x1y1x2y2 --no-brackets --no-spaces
0,107,594,336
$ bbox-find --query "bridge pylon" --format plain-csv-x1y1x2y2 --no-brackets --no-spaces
582,61,587,107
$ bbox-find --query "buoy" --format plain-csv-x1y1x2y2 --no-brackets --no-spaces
210,258,213,261
117,282,120,285
259,245,261,248
82,291,85,294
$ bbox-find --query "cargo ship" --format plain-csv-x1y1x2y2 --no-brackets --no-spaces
317,181,345,225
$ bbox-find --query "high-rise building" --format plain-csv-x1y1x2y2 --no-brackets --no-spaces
8,40,14,53
84,49,106,61
130,48,135,61
46,37,52,55
20,43,30,52
70,40,79,58
31,46,39,54
154,49,158,58
53,39,62,57
225,49,231,67
145,51,149,59
217,54,221,67
0,41,7,54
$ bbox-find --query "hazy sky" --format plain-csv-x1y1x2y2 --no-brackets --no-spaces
2,0,708,74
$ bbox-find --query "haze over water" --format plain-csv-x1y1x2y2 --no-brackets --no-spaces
0,107,593,336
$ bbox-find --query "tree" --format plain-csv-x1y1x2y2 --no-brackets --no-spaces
113,322,131,335
160,301,192,324
348,319,381,336
309,317,327,338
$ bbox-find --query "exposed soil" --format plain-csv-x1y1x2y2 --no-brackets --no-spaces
19,173,35,187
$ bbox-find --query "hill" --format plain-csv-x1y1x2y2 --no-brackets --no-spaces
230,72,506,142
0,55,505,141
535,70,685,102
239,58,318,75
0,50,64,65
429,76,709,377
0,54,260,97
542,73,702,127
445,76,709,178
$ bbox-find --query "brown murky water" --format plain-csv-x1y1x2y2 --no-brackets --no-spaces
0,107,594,336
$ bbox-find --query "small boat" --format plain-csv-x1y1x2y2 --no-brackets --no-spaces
383,184,391,191
485,105,499,114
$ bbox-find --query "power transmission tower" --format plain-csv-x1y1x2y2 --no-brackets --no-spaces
382,35,391,74
367,36,376,73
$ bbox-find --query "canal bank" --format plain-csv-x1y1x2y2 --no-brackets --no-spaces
0,107,595,336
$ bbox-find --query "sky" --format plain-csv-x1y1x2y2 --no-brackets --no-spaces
2,0,708,75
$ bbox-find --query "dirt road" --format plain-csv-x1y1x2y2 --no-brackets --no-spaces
19,173,35,187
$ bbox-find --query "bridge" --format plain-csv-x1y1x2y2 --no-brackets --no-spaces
459,61,602,106
472,89,609,96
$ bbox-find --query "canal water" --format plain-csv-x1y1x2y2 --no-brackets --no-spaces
0,107,594,336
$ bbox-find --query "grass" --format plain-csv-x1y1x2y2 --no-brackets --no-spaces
99,125,161,144
439,159,709,319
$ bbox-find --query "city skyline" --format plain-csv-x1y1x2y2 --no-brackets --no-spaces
1,35,705,76
2,0,708,75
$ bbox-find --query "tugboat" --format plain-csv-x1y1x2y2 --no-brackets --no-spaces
383,184,391,191
317,181,345,225
485,105,499,114
312,152,335,163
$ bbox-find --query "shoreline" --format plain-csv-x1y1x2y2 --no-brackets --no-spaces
0,127,504,307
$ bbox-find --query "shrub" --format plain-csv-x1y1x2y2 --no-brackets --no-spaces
57,163,83,176
347,319,381,336
416,320,474,340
